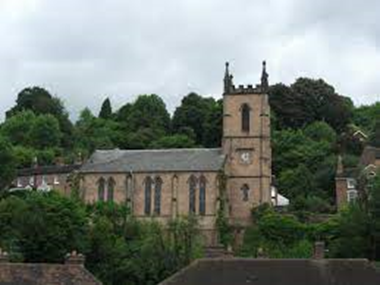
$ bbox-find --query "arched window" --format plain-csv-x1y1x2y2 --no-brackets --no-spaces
154,177,162,215
144,177,153,215
125,174,132,201
199,176,206,216
107,177,115,202
98,177,105,202
241,103,250,132
189,175,197,214
241,184,250,202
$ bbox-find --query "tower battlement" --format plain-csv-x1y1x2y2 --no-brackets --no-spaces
223,61,269,95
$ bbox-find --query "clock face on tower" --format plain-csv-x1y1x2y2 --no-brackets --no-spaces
240,152,250,164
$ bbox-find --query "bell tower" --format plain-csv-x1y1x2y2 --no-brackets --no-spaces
222,61,272,226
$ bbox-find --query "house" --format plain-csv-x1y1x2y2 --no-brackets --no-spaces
12,164,81,195
335,146,380,209
159,243,380,285
0,249,101,285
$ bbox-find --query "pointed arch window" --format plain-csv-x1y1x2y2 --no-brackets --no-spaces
199,176,207,216
241,103,251,132
189,175,197,214
107,177,115,202
144,177,153,215
241,184,250,202
154,177,162,215
98,177,106,202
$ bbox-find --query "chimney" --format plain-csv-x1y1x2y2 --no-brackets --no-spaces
313,241,325,259
65,250,85,266
0,248,9,263
336,155,344,176
55,157,65,166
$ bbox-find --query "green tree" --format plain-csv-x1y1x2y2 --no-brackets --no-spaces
99,98,113,120
240,206,313,258
368,174,380,260
0,192,88,262
269,79,352,131
128,94,170,133
30,114,62,149
6,86,73,148
278,164,316,199
303,121,337,144
172,93,216,145
353,102,380,134
149,134,196,149
269,83,308,129
75,108,119,152
291,78,353,131
0,111,35,146
0,136,16,191
369,116,380,147
202,99,223,147
330,204,371,258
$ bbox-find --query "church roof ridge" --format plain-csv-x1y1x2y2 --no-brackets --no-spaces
81,148,225,173
95,147,222,153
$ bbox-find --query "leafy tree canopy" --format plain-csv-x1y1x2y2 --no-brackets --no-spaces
99,97,113,120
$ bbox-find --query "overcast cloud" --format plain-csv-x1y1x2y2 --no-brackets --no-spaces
1,0,380,122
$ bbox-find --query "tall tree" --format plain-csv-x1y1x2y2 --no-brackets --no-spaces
269,79,353,131
368,174,380,260
172,93,216,145
74,108,119,153
369,116,380,147
0,136,16,191
202,99,223,147
128,94,171,133
6,86,73,148
98,98,113,120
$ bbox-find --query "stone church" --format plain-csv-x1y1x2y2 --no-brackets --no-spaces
79,62,272,245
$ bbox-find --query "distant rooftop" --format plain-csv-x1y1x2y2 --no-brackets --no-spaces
159,258,380,285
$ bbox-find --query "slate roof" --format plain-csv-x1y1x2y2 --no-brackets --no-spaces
80,148,225,173
159,258,380,285
17,164,81,177
0,263,101,285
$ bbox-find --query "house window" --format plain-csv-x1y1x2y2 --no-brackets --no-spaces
347,189,358,203
29,176,34,186
347,179,356,189
17,178,22,188
241,184,250,202
107,177,115,202
154,177,162,215
199,176,206,216
241,103,251,132
189,175,197,214
144,177,153,215
98,177,106,202
54,176,60,185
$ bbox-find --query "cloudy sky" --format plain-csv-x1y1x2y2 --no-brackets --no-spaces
1,0,379,122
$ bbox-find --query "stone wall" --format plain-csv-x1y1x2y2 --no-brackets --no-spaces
80,171,220,245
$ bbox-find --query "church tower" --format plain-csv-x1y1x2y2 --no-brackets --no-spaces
222,62,272,226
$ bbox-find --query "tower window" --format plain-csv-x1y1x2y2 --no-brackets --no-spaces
144,177,153,215
154,177,162,215
241,104,251,132
241,184,250,202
